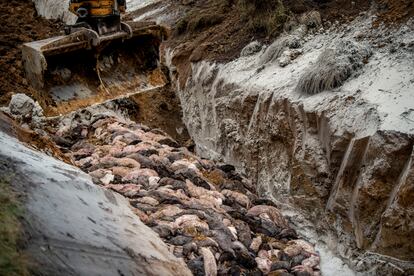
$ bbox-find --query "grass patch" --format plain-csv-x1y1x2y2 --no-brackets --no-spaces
0,177,29,276
174,0,288,37
296,40,372,95
175,12,225,35
187,13,224,33
237,0,288,36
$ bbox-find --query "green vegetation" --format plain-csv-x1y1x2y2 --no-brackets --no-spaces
0,178,29,276
237,0,288,36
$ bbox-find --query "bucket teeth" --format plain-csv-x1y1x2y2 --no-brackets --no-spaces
22,21,167,116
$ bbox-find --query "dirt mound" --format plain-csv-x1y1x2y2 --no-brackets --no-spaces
0,0,62,106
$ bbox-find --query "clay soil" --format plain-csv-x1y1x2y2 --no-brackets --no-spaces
0,0,62,106
128,86,191,145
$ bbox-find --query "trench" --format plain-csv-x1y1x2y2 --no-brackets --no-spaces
8,1,414,274
167,59,414,275
6,55,412,275
55,41,414,275
99,55,412,275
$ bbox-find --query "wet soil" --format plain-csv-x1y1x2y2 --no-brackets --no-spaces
0,0,63,106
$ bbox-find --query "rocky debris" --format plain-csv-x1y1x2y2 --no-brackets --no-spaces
252,10,373,92
52,110,321,276
278,49,303,67
0,93,46,129
255,12,322,69
241,41,263,57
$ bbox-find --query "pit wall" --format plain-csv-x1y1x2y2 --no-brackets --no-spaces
32,0,76,24
175,59,414,271
31,0,160,24
174,53,414,276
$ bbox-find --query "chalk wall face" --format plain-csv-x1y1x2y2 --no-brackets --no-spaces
31,0,170,25
170,11,414,275
31,0,161,24
32,0,76,24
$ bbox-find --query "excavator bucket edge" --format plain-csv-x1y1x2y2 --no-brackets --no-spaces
22,21,168,116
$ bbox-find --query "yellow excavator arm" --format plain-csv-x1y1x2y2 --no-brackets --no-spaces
69,0,126,18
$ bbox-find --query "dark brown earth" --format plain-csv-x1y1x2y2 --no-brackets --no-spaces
0,0,62,106
165,0,412,88
118,86,191,145
163,0,366,88
376,0,414,23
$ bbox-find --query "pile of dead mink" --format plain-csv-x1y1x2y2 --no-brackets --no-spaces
54,110,321,276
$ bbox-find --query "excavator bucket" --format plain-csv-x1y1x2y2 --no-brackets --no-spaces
22,21,168,116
